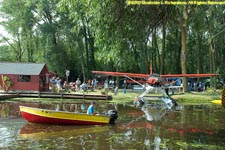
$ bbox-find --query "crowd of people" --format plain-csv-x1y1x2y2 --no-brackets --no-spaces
49,75,213,94
49,76,62,93
49,76,99,93
69,78,98,92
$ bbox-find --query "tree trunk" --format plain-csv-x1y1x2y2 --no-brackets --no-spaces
152,27,159,73
89,36,96,71
196,32,203,74
160,21,166,75
180,6,189,92
181,25,188,92
209,39,215,73
17,33,23,62
78,31,86,82
27,31,34,62
83,24,89,72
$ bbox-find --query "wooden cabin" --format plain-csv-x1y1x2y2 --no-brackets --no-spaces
0,62,50,92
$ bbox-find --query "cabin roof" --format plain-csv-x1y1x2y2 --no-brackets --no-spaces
0,62,46,75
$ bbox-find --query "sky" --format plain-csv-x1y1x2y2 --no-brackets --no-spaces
0,25,9,37
0,0,11,46
0,1,8,38
0,19,11,46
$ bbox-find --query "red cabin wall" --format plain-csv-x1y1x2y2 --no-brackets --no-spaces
39,65,49,91
0,65,49,92
0,74,39,91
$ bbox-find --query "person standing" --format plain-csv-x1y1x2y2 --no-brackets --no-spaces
75,78,81,92
49,76,56,92
55,77,61,93
81,82,87,92
164,82,169,96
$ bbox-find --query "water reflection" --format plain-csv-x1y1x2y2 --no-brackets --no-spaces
20,123,109,140
141,104,181,149
0,117,27,148
0,101,225,149
117,103,225,149
141,104,171,121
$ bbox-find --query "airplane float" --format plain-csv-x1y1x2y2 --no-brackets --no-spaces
92,66,219,109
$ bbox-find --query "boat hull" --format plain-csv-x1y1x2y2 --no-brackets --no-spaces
211,100,221,105
20,106,110,125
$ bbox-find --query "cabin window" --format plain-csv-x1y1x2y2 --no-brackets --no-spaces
18,75,31,82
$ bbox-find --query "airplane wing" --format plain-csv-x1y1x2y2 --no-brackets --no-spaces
92,71,149,78
161,74,219,78
92,71,219,78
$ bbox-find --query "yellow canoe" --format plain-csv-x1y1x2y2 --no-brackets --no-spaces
211,100,222,105
212,87,225,107
20,106,117,125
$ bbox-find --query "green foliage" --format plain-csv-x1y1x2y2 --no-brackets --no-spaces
2,75,13,90
0,0,225,81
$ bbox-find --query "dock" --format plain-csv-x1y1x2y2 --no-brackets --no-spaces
0,92,112,101
0,94,17,100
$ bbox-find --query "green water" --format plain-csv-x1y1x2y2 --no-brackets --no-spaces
0,102,225,150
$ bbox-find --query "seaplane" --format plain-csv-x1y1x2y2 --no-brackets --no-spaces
92,65,219,109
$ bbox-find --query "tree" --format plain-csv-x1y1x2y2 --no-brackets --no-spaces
178,5,190,92
1,0,36,62
1,0,225,85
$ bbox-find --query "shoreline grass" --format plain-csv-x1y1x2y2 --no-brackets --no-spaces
3,88,222,105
